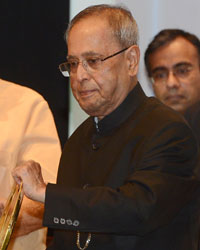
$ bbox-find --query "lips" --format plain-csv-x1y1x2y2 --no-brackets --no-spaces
165,95,185,103
79,89,97,98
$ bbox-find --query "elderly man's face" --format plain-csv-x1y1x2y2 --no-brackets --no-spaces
149,37,200,114
67,17,137,119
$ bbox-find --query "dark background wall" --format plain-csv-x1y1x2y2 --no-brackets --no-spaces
0,0,70,148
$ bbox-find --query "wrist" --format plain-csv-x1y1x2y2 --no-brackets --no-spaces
34,184,46,203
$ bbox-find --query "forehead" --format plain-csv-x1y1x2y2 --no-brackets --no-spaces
67,16,119,56
149,37,199,69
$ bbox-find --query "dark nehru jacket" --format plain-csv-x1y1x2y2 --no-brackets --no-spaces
44,83,200,250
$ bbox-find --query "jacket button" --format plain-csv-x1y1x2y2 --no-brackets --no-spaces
66,219,73,225
53,217,59,224
73,220,80,226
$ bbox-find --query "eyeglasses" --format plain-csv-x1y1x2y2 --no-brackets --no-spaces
59,46,130,77
151,64,193,84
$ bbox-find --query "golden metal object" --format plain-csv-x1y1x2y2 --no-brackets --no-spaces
76,231,91,250
0,183,23,250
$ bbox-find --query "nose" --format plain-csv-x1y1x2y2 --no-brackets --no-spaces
76,61,91,82
165,71,180,89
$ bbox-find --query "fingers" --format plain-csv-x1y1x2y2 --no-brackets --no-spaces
0,198,6,217
12,160,46,203
0,202,4,216
13,160,42,183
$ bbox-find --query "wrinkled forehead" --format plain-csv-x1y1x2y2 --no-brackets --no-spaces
68,16,114,40
67,17,120,56
149,42,200,73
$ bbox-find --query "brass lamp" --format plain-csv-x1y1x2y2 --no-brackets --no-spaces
0,183,23,250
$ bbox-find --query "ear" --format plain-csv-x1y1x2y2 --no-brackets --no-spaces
126,45,140,77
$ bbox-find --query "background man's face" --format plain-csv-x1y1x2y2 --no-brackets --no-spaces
67,17,134,119
149,37,200,114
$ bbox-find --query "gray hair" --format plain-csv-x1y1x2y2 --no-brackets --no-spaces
65,4,139,48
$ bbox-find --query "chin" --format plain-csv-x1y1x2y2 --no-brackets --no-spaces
168,104,185,113
81,104,98,115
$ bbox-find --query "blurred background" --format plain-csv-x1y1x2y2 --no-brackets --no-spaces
0,0,70,147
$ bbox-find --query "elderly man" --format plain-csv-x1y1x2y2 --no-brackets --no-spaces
144,29,200,143
0,79,61,250
12,5,200,250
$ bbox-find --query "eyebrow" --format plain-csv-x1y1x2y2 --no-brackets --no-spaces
67,51,104,60
151,66,167,75
173,62,193,68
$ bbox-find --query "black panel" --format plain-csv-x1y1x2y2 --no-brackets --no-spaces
0,0,70,147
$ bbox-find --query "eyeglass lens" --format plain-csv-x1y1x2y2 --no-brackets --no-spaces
152,64,193,83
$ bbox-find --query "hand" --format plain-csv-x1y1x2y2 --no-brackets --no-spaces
12,160,46,203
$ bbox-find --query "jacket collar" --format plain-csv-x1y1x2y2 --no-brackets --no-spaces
93,82,147,135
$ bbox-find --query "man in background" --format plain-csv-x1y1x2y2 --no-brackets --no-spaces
0,78,61,249
144,29,200,143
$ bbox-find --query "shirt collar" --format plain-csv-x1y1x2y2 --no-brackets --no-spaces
93,82,146,135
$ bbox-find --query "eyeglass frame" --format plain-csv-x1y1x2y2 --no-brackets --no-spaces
59,46,131,77
150,63,194,85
